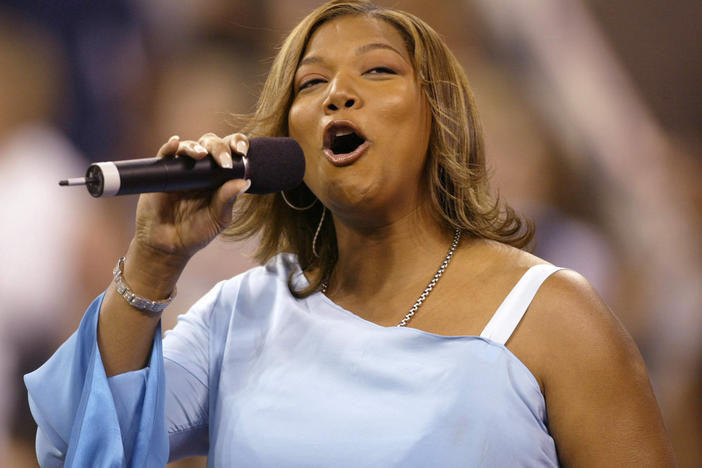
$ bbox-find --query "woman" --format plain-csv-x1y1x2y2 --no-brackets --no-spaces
26,1,674,466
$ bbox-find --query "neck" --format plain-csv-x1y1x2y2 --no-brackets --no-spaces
326,204,455,303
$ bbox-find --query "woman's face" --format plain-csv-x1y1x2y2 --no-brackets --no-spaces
288,15,432,227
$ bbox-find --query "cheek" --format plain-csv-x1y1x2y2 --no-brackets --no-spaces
288,102,324,192
377,89,414,121
379,89,431,162
288,103,318,164
287,103,307,141
379,86,429,138
288,99,323,149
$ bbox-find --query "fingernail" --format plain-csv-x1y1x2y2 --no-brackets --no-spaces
169,135,179,143
194,144,207,154
236,179,252,197
236,140,248,155
220,152,233,169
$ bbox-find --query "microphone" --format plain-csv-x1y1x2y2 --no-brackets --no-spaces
59,137,305,197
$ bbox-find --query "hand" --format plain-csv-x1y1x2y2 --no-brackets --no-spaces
133,132,251,263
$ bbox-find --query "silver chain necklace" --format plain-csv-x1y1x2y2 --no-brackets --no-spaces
320,229,462,327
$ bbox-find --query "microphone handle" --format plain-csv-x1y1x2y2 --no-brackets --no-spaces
85,155,247,197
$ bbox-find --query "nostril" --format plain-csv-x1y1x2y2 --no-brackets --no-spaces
344,99,355,108
328,103,339,111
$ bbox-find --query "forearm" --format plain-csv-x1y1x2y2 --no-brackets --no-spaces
98,239,188,376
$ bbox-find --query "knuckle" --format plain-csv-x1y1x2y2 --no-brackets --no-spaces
228,133,249,154
199,132,219,142
227,132,246,142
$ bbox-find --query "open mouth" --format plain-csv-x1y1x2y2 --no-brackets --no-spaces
323,122,369,166
330,129,365,155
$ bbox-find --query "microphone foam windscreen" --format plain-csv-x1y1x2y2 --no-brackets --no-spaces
247,137,306,194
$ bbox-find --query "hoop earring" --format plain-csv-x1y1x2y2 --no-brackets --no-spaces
312,207,326,258
281,190,317,211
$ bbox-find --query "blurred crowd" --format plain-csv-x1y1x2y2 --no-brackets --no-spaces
0,0,699,466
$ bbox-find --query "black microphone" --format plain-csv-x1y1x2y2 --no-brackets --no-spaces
59,137,305,197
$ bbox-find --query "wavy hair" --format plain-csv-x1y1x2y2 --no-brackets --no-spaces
224,0,533,296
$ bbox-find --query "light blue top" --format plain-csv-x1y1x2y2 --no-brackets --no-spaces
25,254,561,467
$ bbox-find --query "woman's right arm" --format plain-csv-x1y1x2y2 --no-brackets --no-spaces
25,132,251,466
97,133,251,376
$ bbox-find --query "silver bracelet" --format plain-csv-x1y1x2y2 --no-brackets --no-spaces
112,256,176,314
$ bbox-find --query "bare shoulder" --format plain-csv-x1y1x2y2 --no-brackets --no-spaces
519,267,640,383
452,238,550,281
513,266,675,466
439,239,552,332
440,239,551,328
528,268,625,347
457,240,630,364
501,256,646,398
463,240,629,359
456,241,674,465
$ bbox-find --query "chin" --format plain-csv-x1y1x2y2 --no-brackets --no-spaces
326,182,376,210
320,174,377,207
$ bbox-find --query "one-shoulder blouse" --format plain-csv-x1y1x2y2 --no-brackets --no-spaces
25,253,562,467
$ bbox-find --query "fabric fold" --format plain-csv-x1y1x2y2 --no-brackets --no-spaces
24,293,169,467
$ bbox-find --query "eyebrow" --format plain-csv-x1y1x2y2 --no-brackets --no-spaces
298,42,407,67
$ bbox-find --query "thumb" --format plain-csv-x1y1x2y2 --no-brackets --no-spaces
211,178,251,227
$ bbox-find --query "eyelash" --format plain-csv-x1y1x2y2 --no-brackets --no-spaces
298,78,325,92
365,66,396,75
297,67,397,92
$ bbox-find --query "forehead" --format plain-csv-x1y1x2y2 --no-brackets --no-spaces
302,15,411,62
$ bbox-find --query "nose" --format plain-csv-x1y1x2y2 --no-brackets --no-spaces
326,98,355,111
323,74,361,113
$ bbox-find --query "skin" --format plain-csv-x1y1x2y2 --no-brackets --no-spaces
288,20,674,465
96,14,675,467
97,134,250,375
289,16,432,230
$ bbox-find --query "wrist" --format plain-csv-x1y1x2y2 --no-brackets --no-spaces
121,239,189,301
112,256,176,314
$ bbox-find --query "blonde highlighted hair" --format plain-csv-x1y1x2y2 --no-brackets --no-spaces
224,0,533,296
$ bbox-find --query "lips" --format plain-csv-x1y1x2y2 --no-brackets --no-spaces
323,120,370,166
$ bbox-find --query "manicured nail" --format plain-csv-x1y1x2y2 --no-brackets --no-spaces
220,152,233,169
194,143,207,154
236,140,248,155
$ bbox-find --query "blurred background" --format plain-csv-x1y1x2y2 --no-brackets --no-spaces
0,0,699,466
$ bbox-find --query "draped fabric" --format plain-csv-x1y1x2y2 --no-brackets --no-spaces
26,254,559,467
24,295,168,468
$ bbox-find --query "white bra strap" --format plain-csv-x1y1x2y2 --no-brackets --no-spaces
480,265,564,345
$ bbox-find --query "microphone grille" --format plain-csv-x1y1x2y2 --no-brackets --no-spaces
247,137,305,194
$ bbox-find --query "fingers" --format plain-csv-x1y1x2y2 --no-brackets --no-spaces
200,132,249,169
156,132,249,170
157,134,208,159
220,178,251,205
225,133,249,159
195,132,229,168
200,132,250,169
175,139,209,160
156,135,180,158
211,178,252,228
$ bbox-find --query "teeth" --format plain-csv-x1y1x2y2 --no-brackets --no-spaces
335,129,353,137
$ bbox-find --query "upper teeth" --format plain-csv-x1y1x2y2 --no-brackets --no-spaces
335,129,353,137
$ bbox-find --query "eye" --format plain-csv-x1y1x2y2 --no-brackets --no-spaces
298,78,327,92
365,66,396,75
